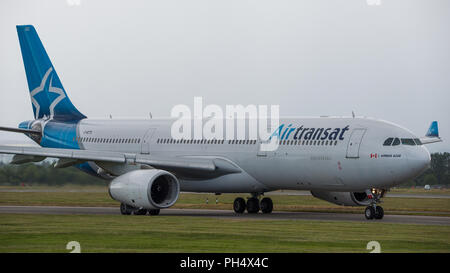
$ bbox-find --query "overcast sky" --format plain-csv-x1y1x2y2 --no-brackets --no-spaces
0,0,449,152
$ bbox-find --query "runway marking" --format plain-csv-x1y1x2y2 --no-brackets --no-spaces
0,206,449,226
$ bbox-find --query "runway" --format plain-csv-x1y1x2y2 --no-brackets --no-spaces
1,205,449,226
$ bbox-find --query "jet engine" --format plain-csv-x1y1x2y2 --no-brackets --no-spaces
109,169,180,209
310,190,371,206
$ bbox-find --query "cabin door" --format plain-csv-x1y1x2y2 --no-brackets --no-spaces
346,128,366,158
141,128,156,154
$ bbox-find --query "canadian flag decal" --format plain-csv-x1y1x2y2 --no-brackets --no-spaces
370,153,378,159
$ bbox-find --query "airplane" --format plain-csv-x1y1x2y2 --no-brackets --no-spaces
0,25,442,220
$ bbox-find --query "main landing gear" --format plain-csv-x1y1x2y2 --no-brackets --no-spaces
233,194,273,214
364,189,385,220
120,203,160,216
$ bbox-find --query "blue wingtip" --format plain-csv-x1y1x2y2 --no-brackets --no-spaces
426,121,439,137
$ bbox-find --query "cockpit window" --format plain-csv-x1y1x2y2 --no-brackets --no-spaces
401,138,416,146
384,137,421,146
392,138,400,146
383,138,394,146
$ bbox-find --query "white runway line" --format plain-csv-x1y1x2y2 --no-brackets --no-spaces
0,205,449,226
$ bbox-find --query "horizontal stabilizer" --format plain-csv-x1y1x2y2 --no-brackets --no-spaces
0,126,41,135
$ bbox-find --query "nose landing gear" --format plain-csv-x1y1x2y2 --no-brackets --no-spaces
365,205,384,220
364,189,385,220
233,194,273,214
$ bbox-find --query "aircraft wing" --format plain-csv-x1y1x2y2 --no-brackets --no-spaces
0,145,232,175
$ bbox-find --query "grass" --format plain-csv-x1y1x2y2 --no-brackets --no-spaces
0,190,449,216
0,186,448,253
0,213,449,253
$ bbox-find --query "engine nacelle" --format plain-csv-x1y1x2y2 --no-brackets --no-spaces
310,190,371,206
109,169,180,209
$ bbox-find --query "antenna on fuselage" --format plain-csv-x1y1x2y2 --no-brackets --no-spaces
109,114,112,119
149,112,152,119
352,111,355,118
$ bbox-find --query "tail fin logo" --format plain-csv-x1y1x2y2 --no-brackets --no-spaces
30,67,67,119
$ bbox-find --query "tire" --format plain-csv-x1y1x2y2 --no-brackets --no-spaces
233,197,246,214
365,206,375,220
246,197,260,214
133,208,147,215
260,197,273,214
120,203,132,215
148,209,160,216
374,206,384,219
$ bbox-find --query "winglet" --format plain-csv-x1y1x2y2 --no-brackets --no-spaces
420,121,442,144
426,121,439,137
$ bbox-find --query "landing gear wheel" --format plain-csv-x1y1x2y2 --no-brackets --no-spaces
246,197,260,214
120,203,132,215
363,188,387,220
148,209,160,216
260,197,273,214
133,208,148,215
233,197,246,214
374,206,384,220
365,206,375,220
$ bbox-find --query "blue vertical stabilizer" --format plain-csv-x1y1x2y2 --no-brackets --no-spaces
17,25,86,121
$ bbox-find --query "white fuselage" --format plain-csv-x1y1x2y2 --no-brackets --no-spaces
43,116,430,193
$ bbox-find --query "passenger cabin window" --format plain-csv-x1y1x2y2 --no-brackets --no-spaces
383,138,393,146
